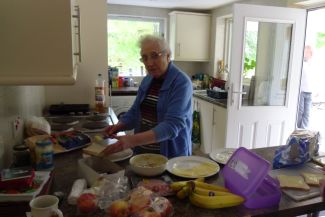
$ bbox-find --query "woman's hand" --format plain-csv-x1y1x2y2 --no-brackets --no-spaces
102,135,133,156
104,122,125,138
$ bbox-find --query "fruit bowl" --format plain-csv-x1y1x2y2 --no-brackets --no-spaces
130,154,168,177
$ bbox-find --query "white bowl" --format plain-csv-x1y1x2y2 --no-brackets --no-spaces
129,153,168,177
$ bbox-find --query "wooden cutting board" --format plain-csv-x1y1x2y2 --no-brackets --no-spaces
269,163,323,201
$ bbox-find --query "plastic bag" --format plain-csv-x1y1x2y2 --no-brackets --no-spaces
272,130,320,169
106,186,173,217
192,102,201,150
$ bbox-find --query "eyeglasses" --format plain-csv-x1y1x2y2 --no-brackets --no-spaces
139,50,165,63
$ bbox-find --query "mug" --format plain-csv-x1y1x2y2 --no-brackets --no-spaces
29,195,63,217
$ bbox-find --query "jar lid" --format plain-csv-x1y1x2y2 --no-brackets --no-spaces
36,139,52,147
13,144,28,151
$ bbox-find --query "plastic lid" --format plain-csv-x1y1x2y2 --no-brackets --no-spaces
221,147,271,198
36,139,52,147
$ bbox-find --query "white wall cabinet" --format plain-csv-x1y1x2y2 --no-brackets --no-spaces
0,0,80,85
193,96,226,154
169,11,211,62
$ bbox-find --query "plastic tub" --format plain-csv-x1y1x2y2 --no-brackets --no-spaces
221,147,281,209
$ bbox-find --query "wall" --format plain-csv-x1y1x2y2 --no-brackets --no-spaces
44,0,108,109
0,86,45,168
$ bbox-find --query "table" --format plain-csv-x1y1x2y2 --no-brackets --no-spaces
45,146,325,217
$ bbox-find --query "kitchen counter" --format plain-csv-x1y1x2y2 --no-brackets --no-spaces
4,107,324,216
193,90,227,108
112,87,138,96
50,146,325,217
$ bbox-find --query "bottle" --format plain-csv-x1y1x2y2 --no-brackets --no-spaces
35,139,54,171
95,73,106,113
218,60,228,81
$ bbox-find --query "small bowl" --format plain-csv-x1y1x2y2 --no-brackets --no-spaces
129,153,168,177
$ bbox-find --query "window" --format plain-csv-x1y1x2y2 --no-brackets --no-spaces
107,15,165,77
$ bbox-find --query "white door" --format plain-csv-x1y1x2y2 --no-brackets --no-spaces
226,4,306,149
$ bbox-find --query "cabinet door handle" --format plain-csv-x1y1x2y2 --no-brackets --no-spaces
212,108,216,125
72,6,82,62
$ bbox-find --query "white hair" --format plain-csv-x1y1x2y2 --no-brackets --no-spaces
138,34,171,54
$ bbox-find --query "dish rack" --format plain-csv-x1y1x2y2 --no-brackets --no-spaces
207,89,228,99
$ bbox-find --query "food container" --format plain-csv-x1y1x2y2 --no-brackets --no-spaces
221,147,281,209
78,156,122,186
129,154,167,177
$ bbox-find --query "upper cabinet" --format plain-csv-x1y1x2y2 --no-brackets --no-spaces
0,0,80,85
169,11,211,62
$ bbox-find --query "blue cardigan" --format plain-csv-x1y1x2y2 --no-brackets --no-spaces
119,62,193,158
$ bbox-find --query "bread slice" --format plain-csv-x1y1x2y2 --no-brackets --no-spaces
277,174,310,190
301,172,325,186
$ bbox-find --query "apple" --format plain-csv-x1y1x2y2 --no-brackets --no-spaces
108,199,129,217
151,197,173,217
128,187,153,215
77,193,97,213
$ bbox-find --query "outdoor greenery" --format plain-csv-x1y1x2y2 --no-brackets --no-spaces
316,32,325,48
107,19,160,76
243,30,258,78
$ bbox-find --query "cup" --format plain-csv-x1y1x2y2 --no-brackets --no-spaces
29,195,63,217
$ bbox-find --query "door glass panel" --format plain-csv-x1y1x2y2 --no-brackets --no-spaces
242,20,293,106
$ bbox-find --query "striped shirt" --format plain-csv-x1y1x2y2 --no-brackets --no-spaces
137,78,164,153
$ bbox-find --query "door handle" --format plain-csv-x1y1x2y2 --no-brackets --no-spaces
230,83,247,106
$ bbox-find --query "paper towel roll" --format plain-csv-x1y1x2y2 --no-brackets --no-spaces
67,178,87,205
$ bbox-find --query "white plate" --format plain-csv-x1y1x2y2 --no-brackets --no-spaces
82,148,133,162
209,148,236,164
166,156,220,178
106,148,133,162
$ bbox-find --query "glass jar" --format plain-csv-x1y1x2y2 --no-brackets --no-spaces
13,143,31,167
35,139,54,171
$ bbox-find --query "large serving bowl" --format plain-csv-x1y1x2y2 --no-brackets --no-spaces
129,153,168,176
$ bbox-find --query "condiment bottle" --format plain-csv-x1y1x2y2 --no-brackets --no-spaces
35,139,54,171
95,73,106,113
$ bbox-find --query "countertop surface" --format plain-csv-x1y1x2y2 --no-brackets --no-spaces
112,87,228,108
111,87,138,96
193,90,228,108
48,146,325,217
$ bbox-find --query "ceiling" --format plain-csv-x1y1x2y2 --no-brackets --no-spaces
107,0,242,10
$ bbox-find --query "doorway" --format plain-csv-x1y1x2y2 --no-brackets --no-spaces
301,7,325,151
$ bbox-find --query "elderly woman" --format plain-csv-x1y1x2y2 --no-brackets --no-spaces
103,34,193,158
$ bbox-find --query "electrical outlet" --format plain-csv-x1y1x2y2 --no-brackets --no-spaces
12,116,24,141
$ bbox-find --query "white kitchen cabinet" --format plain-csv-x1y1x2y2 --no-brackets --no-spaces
211,104,227,150
0,0,80,85
169,11,211,62
193,96,226,154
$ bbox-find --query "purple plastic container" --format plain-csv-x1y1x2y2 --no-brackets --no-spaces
221,147,281,209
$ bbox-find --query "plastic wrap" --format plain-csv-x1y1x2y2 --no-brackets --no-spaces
273,130,320,169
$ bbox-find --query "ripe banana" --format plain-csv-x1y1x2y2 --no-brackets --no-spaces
191,181,229,192
192,186,233,196
189,192,245,209
176,186,190,199
170,178,205,191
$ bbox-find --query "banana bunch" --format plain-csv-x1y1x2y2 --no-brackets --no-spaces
170,179,245,209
